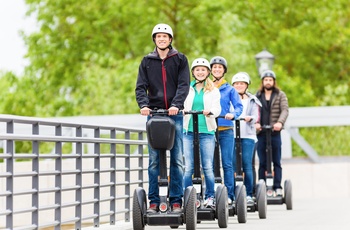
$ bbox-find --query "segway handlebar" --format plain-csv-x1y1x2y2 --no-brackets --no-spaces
217,115,246,121
184,110,213,115
149,109,182,115
261,125,273,130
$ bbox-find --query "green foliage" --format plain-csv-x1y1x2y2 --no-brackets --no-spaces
1,0,350,117
292,126,350,157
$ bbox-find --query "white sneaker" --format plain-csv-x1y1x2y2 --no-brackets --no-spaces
227,198,233,205
246,196,254,205
204,197,214,207
275,188,283,196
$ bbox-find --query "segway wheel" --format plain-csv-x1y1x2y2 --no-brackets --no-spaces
256,180,267,219
235,184,247,223
284,179,293,210
132,187,147,230
216,185,228,228
184,186,197,230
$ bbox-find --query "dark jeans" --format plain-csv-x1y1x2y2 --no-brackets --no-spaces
257,132,282,190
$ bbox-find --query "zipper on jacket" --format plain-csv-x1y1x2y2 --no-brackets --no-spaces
161,53,177,109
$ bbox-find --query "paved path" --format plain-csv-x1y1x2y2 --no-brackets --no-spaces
83,158,350,230
86,196,350,230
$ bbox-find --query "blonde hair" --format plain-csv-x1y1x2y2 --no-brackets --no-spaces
204,77,215,92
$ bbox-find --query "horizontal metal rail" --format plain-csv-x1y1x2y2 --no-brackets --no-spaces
0,115,149,230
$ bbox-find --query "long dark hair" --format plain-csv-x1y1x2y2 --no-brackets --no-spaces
257,79,280,93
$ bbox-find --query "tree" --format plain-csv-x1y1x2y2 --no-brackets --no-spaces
1,0,349,116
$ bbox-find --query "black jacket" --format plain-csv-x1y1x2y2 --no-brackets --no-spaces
135,48,190,110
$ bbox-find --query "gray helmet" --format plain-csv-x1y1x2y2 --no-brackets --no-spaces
210,56,227,73
260,70,276,79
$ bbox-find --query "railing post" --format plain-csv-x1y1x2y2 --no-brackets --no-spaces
124,131,131,222
6,121,14,230
75,126,83,230
32,123,39,228
138,131,144,188
55,124,63,230
110,129,116,225
94,128,100,227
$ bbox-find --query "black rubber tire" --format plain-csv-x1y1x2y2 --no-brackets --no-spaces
235,184,247,223
132,187,146,230
170,226,179,229
284,179,293,210
215,185,223,219
216,185,228,228
257,180,267,219
185,186,197,230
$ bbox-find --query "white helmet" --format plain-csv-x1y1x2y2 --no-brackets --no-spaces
260,70,276,79
231,72,251,85
151,23,173,39
191,58,211,70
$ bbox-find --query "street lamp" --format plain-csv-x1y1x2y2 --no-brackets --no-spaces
255,49,275,75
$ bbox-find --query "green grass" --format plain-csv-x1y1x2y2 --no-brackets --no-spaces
292,126,350,157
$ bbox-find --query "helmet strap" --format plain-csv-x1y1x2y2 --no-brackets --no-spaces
212,75,224,82
239,92,247,99
193,73,210,86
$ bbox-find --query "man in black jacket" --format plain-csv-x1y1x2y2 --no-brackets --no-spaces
135,23,190,213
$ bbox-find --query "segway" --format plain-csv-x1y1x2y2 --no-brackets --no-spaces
185,110,228,228
261,125,293,210
231,118,247,223
133,109,197,230
215,116,246,224
235,119,267,219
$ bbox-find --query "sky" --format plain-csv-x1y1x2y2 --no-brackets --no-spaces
0,0,37,75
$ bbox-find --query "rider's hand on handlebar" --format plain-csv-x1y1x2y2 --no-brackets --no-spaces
255,123,262,131
168,106,179,116
225,113,234,120
140,107,151,116
203,110,211,116
273,122,283,131
244,116,253,122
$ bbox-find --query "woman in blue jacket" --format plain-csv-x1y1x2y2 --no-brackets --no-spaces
210,56,243,204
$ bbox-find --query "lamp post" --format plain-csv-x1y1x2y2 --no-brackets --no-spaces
255,49,275,76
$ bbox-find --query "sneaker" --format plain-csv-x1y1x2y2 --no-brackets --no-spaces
147,203,159,213
204,197,214,207
247,196,254,205
172,203,182,213
227,198,233,205
275,188,283,196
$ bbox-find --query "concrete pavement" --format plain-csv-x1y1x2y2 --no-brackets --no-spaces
83,157,350,230
86,197,350,230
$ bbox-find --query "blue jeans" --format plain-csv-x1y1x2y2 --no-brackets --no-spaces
183,132,215,199
218,129,235,200
148,115,184,206
237,138,255,197
257,132,282,190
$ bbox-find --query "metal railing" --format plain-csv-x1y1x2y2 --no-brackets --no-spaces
0,114,148,230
